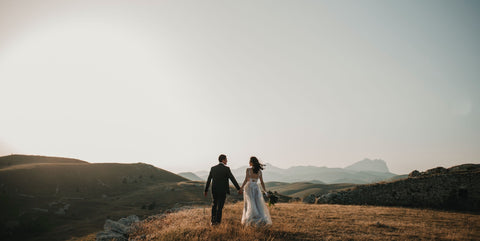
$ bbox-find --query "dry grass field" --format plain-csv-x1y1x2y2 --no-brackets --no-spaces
125,203,479,241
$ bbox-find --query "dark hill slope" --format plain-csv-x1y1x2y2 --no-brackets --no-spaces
0,155,194,241
0,162,186,196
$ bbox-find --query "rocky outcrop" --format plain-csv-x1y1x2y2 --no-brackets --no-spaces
303,194,316,204
408,170,421,178
96,205,197,241
96,215,139,241
316,164,480,211
408,164,480,178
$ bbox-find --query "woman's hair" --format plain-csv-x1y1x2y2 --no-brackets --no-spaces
250,156,265,174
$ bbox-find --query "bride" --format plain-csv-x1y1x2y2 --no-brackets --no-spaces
239,156,272,226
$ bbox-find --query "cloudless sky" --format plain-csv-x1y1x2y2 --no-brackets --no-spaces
1,0,479,174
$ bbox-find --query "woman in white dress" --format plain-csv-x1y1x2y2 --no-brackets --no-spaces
239,156,272,226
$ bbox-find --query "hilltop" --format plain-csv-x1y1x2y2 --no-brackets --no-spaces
0,154,87,169
81,203,479,241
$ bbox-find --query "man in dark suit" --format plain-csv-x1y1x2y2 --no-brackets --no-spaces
204,154,241,225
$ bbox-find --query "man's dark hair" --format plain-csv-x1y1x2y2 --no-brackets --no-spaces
218,154,226,162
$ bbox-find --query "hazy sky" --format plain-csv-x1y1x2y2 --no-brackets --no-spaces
1,0,479,174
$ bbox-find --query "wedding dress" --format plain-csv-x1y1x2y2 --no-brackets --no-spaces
241,168,272,226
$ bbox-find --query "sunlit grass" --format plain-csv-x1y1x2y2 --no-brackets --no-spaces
126,203,480,241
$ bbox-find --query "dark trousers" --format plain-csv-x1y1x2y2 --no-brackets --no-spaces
211,192,226,224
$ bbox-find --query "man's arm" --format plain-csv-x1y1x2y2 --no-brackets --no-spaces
227,167,241,190
204,169,212,197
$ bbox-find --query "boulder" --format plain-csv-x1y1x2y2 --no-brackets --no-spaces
408,170,421,178
96,231,127,241
118,215,139,226
97,215,139,241
104,219,130,234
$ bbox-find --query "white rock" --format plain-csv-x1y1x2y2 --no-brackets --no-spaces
104,219,130,234
96,231,127,241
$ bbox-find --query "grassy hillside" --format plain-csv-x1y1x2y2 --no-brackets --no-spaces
266,182,356,198
0,155,211,241
0,161,186,195
96,203,480,241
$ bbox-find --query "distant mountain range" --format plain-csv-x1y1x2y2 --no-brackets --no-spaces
192,159,399,184
345,158,390,173
177,172,203,181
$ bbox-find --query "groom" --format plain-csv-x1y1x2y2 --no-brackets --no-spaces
204,154,241,225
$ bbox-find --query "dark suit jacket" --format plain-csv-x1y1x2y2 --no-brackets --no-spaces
204,163,240,195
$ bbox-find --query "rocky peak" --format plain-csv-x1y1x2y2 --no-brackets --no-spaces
345,159,390,173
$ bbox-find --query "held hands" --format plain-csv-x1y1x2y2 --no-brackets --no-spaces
238,188,243,195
